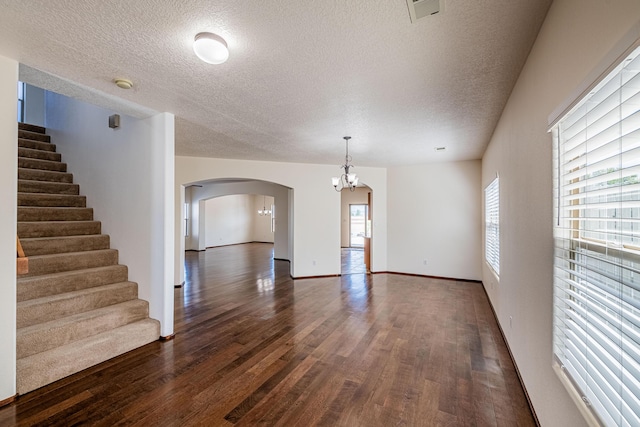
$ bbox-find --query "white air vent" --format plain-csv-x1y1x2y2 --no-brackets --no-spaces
406,0,442,23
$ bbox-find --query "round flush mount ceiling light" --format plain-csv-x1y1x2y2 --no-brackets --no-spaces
193,32,229,64
114,78,133,89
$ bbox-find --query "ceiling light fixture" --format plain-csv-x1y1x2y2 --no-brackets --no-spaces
332,136,359,192
258,195,272,216
114,78,133,89
193,32,229,64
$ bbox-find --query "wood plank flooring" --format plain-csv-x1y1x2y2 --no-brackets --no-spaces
0,243,535,426
341,248,366,275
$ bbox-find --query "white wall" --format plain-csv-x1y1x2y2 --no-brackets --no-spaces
205,195,252,247
175,156,388,282
45,92,175,337
0,54,18,402
340,187,369,247
202,194,274,247
481,2,640,426
387,161,482,281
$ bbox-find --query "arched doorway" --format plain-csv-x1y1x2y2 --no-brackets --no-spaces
179,179,294,285
340,184,372,275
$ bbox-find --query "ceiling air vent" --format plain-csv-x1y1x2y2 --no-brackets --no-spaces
406,0,442,23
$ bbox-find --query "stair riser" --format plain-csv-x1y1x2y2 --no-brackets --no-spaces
18,207,93,222
17,300,150,358
18,123,46,134
21,249,118,277
21,235,110,256
18,221,101,238
17,319,160,394
18,180,79,195
18,194,86,207
18,168,73,183
18,138,56,152
17,265,128,302
18,147,61,162
17,282,138,328
19,157,67,172
19,129,50,142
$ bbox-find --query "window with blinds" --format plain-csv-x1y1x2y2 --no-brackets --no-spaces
485,176,499,276
552,45,640,427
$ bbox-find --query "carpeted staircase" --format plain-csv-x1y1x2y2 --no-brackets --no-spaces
16,122,160,394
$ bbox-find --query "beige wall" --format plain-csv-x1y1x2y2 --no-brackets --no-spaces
387,160,482,280
0,54,18,402
203,194,274,247
482,1,640,425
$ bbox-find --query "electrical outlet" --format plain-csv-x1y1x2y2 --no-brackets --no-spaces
312,260,316,266
423,259,427,266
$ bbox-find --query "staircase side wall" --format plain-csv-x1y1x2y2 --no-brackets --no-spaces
0,55,18,402
45,92,174,337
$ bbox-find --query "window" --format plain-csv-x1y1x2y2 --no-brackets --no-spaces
552,45,640,426
270,204,275,233
350,204,367,248
485,176,500,276
17,81,25,123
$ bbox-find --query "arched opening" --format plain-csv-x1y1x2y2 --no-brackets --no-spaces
340,184,373,275
178,178,294,286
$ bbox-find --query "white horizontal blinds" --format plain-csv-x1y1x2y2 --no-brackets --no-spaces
485,177,499,275
553,46,640,427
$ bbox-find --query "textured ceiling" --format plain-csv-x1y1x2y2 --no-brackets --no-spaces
0,0,551,167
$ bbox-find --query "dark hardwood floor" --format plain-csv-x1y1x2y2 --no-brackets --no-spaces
0,243,535,426
341,248,366,275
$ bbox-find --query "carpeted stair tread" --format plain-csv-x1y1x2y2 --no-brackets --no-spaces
20,234,110,256
18,179,80,195
19,123,46,134
19,157,67,172
18,220,101,238
18,129,50,142
19,167,73,183
18,193,86,207
17,265,128,302
17,299,151,359
16,319,160,394
22,248,118,277
18,138,56,152
17,281,139,328
18,207,93,222
18,147,61,162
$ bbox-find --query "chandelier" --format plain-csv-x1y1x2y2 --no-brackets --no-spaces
258,195,271,216
332,136,359,192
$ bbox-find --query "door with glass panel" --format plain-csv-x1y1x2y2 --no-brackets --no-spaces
349,204,367,247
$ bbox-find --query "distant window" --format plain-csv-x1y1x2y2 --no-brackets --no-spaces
485,176,499,276
17,81,25,123
270,204,275,233
551,45,640,427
